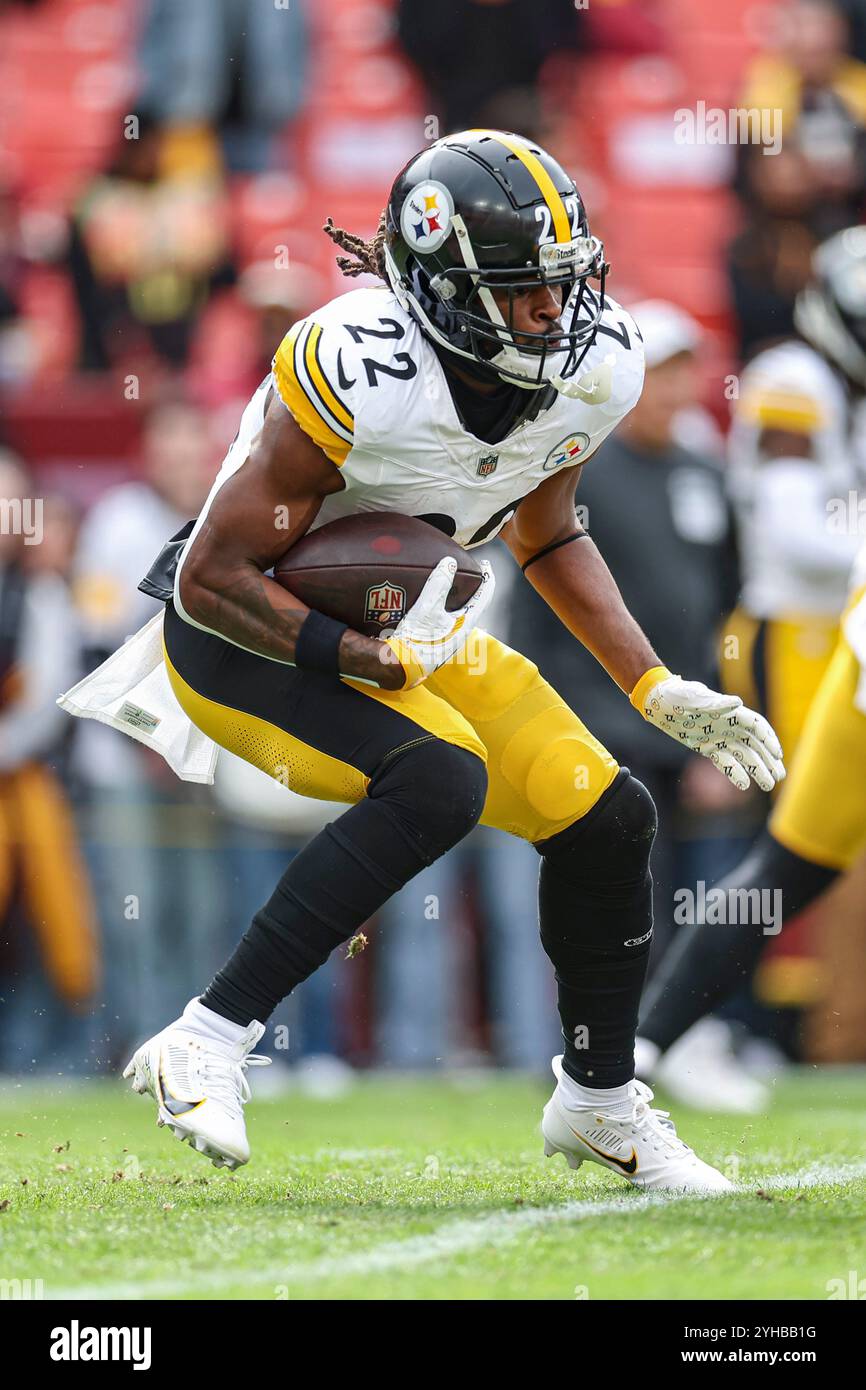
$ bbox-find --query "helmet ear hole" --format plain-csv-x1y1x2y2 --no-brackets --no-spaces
429,273,457,302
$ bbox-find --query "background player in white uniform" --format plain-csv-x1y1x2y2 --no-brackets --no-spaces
637,228,866,1096
68,131,784,1191
643,243,865,1110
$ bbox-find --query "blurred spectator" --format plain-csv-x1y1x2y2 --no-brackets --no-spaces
237,259,327,386
738,0,866,238
727,0,866,357
0,450,98,1071
183,259,328,413
838,0,866,62
374,845,470,1069
66,118,234,372
71,397,221,1064
578,0,665,56
728,145,818,359
397,0,578,140
0,180,34,383
213,751,353,1092
73,396,217,658
136,0,309,173
25,492,81,579
376,830,560,1072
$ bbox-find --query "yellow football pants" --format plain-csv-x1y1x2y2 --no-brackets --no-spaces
721,606,839,766
770,620,866,872
163,609,620,845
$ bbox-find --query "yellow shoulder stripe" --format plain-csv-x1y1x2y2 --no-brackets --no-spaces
272,320,353,467
469,129,571,244
304,323,354,434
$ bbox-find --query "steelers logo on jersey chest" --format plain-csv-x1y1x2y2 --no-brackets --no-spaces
400,181,454,253
543,432,591,471
365,581,407,628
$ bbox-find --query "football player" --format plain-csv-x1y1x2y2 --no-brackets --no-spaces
637,228,866,1092
94,131,785,1190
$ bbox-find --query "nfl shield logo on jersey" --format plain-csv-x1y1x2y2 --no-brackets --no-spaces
365,581,407,627
476,453,499,477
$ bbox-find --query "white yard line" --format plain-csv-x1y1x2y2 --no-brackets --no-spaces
47,1193,659,1301
46,1158,866,1301
750,1157,866,1191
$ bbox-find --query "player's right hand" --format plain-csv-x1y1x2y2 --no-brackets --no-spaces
382,557,495,689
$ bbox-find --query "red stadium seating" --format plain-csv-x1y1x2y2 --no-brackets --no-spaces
0,0,765,469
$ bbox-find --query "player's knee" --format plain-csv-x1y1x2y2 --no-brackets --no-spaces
371,737,488,858
537,774,656,956
538,772,657,886
411,739,488,846
523,732,619,829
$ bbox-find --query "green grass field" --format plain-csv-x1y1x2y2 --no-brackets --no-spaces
1,1070,865,1301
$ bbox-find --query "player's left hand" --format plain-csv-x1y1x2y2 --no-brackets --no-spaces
383,556,495,689
631,667,786,792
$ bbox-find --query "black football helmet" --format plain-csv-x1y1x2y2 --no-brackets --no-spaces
384,129,607,391
795,226,866,388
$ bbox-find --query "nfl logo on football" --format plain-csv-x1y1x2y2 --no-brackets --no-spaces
365,581,407,627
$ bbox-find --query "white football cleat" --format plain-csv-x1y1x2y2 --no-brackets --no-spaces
542,1056,732,1194
123,1017,270,1170
637,1019,769,1115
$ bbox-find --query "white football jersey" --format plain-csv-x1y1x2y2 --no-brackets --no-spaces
728,339,863,618
174,285,643,630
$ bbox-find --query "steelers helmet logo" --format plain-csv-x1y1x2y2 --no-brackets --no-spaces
543,432,591,471
400,180,454,253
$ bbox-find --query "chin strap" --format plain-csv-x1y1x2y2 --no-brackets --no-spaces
551,360,614,402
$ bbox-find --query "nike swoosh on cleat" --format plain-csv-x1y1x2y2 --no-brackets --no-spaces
157,1059,205,1116
162,1094,206,1117
566,1126,639,1175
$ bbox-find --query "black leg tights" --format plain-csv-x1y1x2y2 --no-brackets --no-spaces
203,739,488,1026
639,832,838,1053
537,771,657,1088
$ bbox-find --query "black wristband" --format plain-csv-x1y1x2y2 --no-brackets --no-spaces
294,610,348,675
521,530,585,574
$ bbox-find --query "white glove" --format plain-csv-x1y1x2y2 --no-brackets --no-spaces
382,556,495,689
631,666,786,793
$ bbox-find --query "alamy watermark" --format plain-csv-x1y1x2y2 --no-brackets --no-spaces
0,497,42,545
1,1276,44,1299
674,102,782,157
673,881,783,935
827,491,866,535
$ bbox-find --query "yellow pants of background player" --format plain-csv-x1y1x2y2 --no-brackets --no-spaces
721,606,839,766
771,620,866,872
163,607,620,845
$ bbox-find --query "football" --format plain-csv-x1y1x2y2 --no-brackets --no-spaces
273,512,483,637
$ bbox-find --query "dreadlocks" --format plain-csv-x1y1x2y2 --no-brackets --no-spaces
323,212,388,282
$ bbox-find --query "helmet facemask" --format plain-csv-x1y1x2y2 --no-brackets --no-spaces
794,226,866,389
386,226,607,391
456,234,608,389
